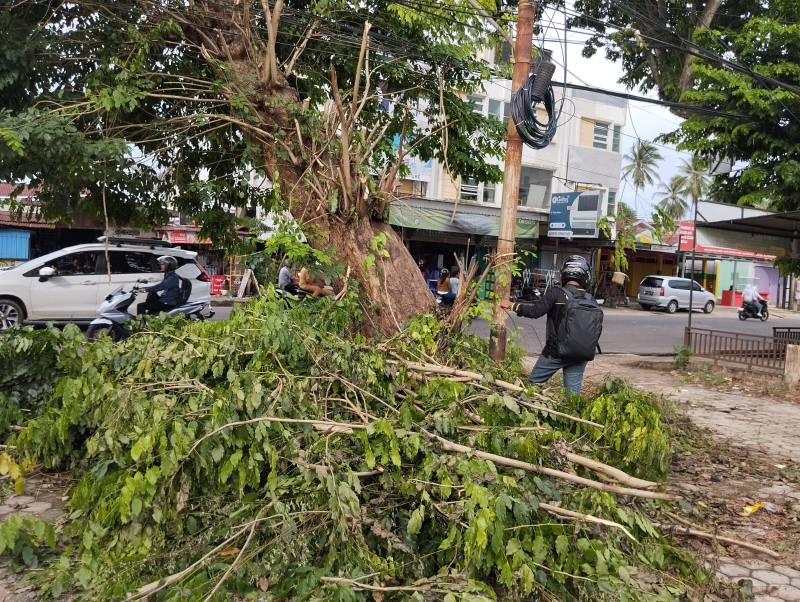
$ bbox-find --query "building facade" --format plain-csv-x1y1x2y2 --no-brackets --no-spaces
388,68,628,278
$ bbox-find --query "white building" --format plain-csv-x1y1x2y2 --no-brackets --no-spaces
389,62,628,273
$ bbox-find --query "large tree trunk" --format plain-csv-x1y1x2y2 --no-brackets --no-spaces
184,6,434,336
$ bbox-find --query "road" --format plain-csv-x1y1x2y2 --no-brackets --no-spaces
210,302,796,355
468,306,795,355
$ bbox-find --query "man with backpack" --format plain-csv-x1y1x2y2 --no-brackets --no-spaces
500,256,603,396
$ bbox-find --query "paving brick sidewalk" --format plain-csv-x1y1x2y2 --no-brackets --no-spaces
529,353,800,601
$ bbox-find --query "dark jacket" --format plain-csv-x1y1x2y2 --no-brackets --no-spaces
145,271,181,306
510,284,582,358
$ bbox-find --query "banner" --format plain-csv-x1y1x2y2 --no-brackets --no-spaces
389,205,539,239
678,221,789,259
548,190,606,239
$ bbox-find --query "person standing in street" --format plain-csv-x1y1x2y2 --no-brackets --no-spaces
500,256,603,396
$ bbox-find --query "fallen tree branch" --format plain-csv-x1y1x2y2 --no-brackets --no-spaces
289,458,384,478
660,512,780,559
420,429,679,501
554,448,658,489
539,502,637,542
515,398,604,429
320,576,427,592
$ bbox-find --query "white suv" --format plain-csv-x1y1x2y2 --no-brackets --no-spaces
0,237,211,331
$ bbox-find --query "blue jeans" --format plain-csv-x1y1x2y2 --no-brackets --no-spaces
529,355,588,396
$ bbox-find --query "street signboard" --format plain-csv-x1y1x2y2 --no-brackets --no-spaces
548,190,607,238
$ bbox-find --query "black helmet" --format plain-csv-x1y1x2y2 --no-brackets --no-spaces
157,255,178,272
560,255,590,289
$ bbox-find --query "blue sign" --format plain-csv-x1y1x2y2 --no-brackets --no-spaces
547,190,605,239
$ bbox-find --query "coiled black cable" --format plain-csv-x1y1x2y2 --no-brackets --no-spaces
511,62,558,150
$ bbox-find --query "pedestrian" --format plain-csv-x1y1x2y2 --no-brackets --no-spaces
500,256,603,396
299,265,334,297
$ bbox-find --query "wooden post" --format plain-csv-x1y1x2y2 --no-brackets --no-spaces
489,0,536,362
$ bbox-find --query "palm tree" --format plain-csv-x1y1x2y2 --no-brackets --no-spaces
655,176,690,220
675,155,711,218
622,139,664,218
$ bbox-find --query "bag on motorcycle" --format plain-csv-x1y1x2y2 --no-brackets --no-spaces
556,287,604,362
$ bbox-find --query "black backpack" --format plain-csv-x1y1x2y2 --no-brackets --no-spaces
556,287,603,361
178,276,192,304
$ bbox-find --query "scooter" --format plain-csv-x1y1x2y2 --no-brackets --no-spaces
738,299,769,322
86,281,213,341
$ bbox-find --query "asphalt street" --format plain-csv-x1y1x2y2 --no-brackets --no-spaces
210,302,797,355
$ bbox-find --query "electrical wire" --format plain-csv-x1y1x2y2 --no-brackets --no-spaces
511,70,558,149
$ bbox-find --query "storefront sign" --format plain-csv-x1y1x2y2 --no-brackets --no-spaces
678,221,788,259
210,275,227,295
164,231,212,245
548,190,607,239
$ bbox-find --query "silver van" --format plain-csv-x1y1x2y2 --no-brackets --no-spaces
637,276,716,314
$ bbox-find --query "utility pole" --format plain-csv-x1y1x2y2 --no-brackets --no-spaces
489,0,536,362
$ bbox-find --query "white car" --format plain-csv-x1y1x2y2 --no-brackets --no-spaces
0,237,212,331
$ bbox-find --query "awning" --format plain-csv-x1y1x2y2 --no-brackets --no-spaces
389,204,539,239
701,211,800,241
0,210,55,229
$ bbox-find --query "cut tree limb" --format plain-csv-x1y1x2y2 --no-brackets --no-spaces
657,513,780,559
420,429,679,501
539,502,637,542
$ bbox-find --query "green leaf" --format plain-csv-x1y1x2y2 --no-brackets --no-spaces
506,538,522,556
555,534,569,556
211,445,224,463
407,506,425,535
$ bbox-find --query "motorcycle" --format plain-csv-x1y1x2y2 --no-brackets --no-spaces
86,281,213,341
738,299,769,322
511,276,542,303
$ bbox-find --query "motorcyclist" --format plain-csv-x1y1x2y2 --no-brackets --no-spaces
278,259,300,295
137,255,181,315
742,283,765,317
500,256,595,395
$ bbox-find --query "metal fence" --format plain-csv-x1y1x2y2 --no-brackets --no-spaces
773,327,800,343
684,327,789,375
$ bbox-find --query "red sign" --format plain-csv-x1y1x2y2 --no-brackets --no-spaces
210,275,227,295
171,231,188,244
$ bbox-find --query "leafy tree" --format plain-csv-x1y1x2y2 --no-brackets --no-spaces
568,0,758,104
0,0,511,335
615,201,635,220
655,176,690,221
621,139,663,217
664,2,800,214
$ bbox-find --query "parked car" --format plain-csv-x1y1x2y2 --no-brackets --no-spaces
0,237,211,331
637,276,716,314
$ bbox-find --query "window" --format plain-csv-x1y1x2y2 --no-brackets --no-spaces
669,279,689,290
593,122,609,149
466,95,484,114
483,182,496,204
641,277,663,288
488,99,510,122
607,190,617,217
691,281,703,292
518,167,552,209
612,125,621,152
108,251,158,274
577,194,599,212
35,252,100,276
459,178,479,202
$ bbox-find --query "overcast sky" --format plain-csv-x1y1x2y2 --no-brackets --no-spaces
541,4,690,220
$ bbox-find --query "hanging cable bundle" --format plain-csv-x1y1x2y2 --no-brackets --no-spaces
511,61,558,150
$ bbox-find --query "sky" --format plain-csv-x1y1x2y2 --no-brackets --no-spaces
540,3,690,221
